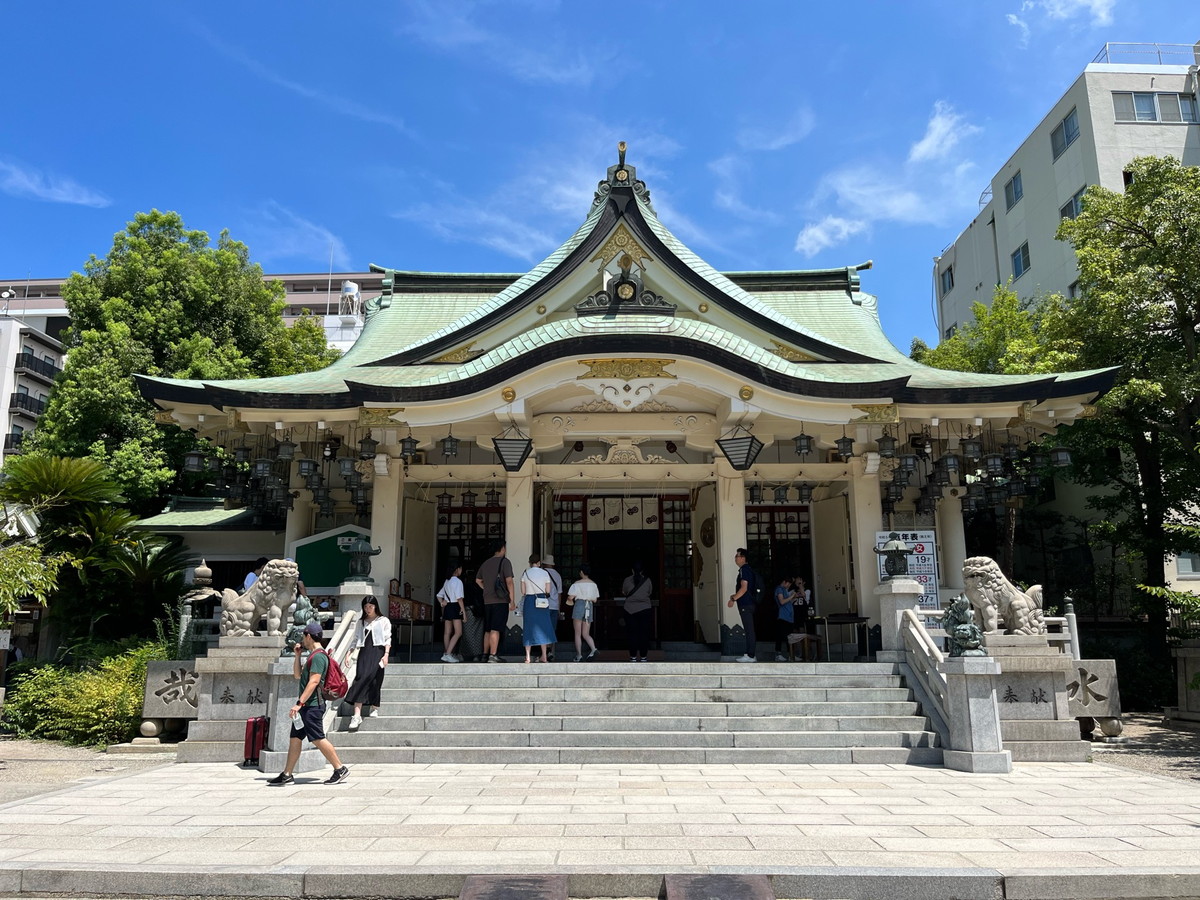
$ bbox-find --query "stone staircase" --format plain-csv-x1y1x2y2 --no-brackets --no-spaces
328,661,943,765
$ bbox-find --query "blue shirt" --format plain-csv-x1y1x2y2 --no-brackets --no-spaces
775,585,794,622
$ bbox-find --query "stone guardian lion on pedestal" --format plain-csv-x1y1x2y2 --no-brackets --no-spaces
961,556,1046,635
219,558,299,636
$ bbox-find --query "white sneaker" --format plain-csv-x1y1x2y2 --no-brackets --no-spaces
736,654,757,663
368,707,379,718
348,714,362,731
774,653,788,662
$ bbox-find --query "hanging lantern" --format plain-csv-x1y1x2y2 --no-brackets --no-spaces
275,438,297,461
960,437,982,461
183,450,206,473
747,483,763,504
796,482,814,503
492,425,533,472
1007,478,1027,497
1032,451,1049,469
355,502,370,518
311,486,330,503
400,432,418,460
441,432,459,457
716,425,764,471
985,483,1008,506
881,498,895,515
773,484,790,503
252,458,273,478
436,490,452,510
793,433,814,457
358,435,379,460
351,486,369,503
982,452,1006,477
898,453,919,473
961,495,978,514
1050,446,1072,467
892,468,911,486
281,492,296,511
205,455,221,473
909,433,929,457
835,434,855,459
967,480,987,499
931,464,952,486
1002,439,1021,461
876,433,898,458
484,486,502,507
937,453,961,475
337,456,357,478
233,443,252,464
297,457,317,478
461,488,477,508
916,495,936,515
344,471,361,489
305,472,324,491
887,481,906,501
1025,471,1042,491
319,499,336,517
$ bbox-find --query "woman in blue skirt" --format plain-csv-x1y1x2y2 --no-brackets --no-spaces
519,554,555,663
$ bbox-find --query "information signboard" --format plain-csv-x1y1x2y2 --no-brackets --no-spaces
875,530,939,610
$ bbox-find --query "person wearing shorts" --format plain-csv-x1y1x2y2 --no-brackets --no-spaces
475,541,515,663
267,621,349,785
438,565,465,662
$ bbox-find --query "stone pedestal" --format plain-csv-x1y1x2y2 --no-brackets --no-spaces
873,577,922,663
1168,640,1200,724
982,633,1090,762
942,657,1012,773
255,657,328,775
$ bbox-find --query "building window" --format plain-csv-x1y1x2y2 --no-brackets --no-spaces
1051,108,1079,160
1178,552,1200,578
944,323,958,340
15,384,28,397
1113,92,1199,123
1004,172,1023,210
1067,281,1080,299
1011,242,1031,280
939,266,954,297
1059,186,1087,220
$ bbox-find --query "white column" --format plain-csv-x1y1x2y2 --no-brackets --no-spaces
283,495,313,556
504,461,536,630
714,460,747,656
937,486,967,595
369,458,405,591
846,465,883,624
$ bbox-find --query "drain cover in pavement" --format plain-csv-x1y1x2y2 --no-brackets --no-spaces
665,873,775,900
460,874,568,900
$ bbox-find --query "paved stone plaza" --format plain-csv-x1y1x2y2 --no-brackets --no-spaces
0,758,1198,898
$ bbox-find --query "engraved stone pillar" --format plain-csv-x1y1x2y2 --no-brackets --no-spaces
714,459,748,657
942,656,1012,773
874,576,922,663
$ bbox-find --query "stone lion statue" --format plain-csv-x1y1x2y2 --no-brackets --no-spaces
220,558,299,637
961,556,1046,635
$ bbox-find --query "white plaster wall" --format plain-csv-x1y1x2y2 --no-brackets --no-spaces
402,491,437,602
811,493,852,616
690,483,720,644
176,531,283,561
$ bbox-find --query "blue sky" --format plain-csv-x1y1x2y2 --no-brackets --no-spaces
2,1,1198,348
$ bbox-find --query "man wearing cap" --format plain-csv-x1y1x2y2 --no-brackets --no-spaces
267,621,349,785
542,554,563,662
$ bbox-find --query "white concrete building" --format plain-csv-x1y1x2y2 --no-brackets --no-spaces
934,42,1200,339
0,316,63,464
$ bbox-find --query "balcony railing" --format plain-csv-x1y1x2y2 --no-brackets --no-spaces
13,352,61,382
1092,42,1200,65
9,393,46,416
3,433,25,452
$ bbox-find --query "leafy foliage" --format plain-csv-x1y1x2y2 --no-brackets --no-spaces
3,641,168,746
27,210,340,510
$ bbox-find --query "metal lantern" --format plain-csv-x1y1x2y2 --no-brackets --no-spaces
400,433,419,460
1007,477,1027,497
484,487,502,507
492,425,534,472
344,472,361,489
960,438,982,461
461,488,477,508
351,486,369,503
275,438,297,461
337,456,357,478
297,457,318,478
1032,451,1049,469
982,452,1006,477
835,434,855,459
319,499,336,517
985,483,1008,506
796,482,814,503
881,498,895,515
1025,471,1042,491
747,483,763,504
1050,446,1072,467
898,453,919,473
916,495,936,515
773,484,790,503
961,495,978,514
358,434,379,460
793,433,814,457
892,468,911,486
938,453,961,475
311,486,330,503
252,458,273,478
183,450,206,473
931,464,952,486
436,490,452,510
1002,439,1021,461
441,432,460,457
967,480,987,499
233,443,253,464
909,433,929,457
305,472,324,491
716,426,764,471
876,433,898,458
887,481,906,501
355,502,370,518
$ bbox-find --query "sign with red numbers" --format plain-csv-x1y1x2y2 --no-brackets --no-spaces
875,530,939,608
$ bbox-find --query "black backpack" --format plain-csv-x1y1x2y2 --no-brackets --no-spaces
743,568,765,606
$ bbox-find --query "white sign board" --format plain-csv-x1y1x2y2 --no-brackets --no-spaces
0,629,10,651
875,530,939,610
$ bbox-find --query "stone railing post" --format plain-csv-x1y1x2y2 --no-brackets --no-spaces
874,577,922,663
942,657,1012,773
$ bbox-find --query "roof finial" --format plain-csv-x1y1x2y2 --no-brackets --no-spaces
618,141,626,168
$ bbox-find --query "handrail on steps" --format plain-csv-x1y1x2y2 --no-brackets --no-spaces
900,608,949,738
322,608,361,734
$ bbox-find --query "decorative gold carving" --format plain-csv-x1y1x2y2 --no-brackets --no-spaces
578,359,676,380
851,404,899,424
354,459,376,483
589,223,651,268
631,399,678,413
501,387,517,403
154,410,178,425
698,303,709,314
738,385,754,401
358,408,404,427
431,343,479,364
536,304,547,315
769,340,818,362
571,398,620,413
1078,404,1098,418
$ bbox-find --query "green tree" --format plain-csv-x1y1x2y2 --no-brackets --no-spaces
1055,155,1200,656
29,210,339,510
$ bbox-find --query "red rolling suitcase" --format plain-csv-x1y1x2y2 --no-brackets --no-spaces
242,716,267,767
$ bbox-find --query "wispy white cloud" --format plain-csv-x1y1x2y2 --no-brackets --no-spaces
736,108,816,152
793,101,981,258
908,101,981,164
707,155,784,225
398,1,602,87
0,158,110,207
1006,0,1114,44
794,216,868,257
193,25,409,135
240,202,352,269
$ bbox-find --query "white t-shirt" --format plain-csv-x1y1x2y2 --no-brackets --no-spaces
438,575,464,604
568,580,599,602
521,566,553,597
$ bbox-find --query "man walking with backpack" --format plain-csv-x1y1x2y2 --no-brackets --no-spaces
267,621,349,785
727,548,758,662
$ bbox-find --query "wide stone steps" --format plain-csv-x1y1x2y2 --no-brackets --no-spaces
323,661,943,766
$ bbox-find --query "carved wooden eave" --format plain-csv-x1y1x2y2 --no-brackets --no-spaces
589,223,652,268
577,358,677,380
768,340,819,363
358,408,405,427
851,404,900,424
431,343,483,364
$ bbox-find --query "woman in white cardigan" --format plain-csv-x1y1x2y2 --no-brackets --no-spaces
346,596,391,731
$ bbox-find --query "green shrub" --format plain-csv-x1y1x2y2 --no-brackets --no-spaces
4,641,168,746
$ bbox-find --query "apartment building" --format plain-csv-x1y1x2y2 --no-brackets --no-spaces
934,41,1200,338
0,317,63,464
